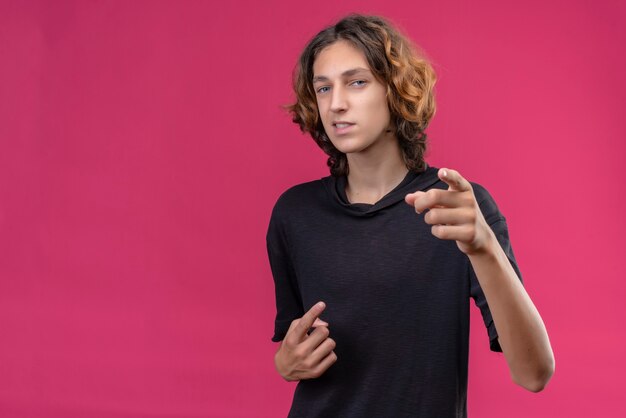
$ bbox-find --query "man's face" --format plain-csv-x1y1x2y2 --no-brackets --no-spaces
312,40,392,155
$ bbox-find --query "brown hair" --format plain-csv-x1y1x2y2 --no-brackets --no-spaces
286,14,437,177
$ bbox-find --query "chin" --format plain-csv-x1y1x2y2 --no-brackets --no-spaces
329,137,372,154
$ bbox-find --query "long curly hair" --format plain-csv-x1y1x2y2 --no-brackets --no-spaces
286,14,437,177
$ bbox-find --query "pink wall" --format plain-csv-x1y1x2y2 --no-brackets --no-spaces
1,0,625,416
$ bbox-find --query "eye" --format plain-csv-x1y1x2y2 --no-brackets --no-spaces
316,86,330,94
351,80,367,87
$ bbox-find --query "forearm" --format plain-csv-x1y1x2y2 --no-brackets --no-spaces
406,168,555,391
468,233,555,392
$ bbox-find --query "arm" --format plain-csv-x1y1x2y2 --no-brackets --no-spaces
467,230,554,392
266,201,338,380
274,302,337,381
405,168,555,392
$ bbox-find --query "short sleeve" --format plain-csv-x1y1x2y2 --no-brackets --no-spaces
469,183,524,353
266,202,304,342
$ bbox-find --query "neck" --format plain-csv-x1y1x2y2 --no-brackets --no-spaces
344,134,409,204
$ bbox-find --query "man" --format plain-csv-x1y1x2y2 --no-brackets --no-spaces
267,14,554,418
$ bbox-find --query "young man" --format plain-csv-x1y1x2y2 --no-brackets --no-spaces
266,14,554,418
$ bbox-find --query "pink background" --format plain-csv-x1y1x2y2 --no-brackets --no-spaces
1,0,625,417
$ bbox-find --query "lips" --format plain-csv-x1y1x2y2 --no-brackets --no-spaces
332,121,355,135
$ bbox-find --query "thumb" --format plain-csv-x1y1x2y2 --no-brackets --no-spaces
405,191,425,205
304,318,329,337
312,318,329,327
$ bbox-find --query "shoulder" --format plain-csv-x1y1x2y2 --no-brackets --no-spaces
267,178,327,244
273,178,325,207
469,181,506,225
269,177,327,220
424,176,505,224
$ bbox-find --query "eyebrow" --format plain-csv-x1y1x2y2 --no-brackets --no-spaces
312,67,371,84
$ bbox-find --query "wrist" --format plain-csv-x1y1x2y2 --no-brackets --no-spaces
274,348,295,381
274,349,286,377
467,228,499,258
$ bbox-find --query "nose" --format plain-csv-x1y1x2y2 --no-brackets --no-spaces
329,85,348,113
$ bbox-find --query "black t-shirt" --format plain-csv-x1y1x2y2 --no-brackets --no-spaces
266,165,523,418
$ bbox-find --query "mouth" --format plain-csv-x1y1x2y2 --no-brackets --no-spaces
332,122,355,135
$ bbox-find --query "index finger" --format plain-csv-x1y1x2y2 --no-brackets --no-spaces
292,302,326,342
439,168,473,192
